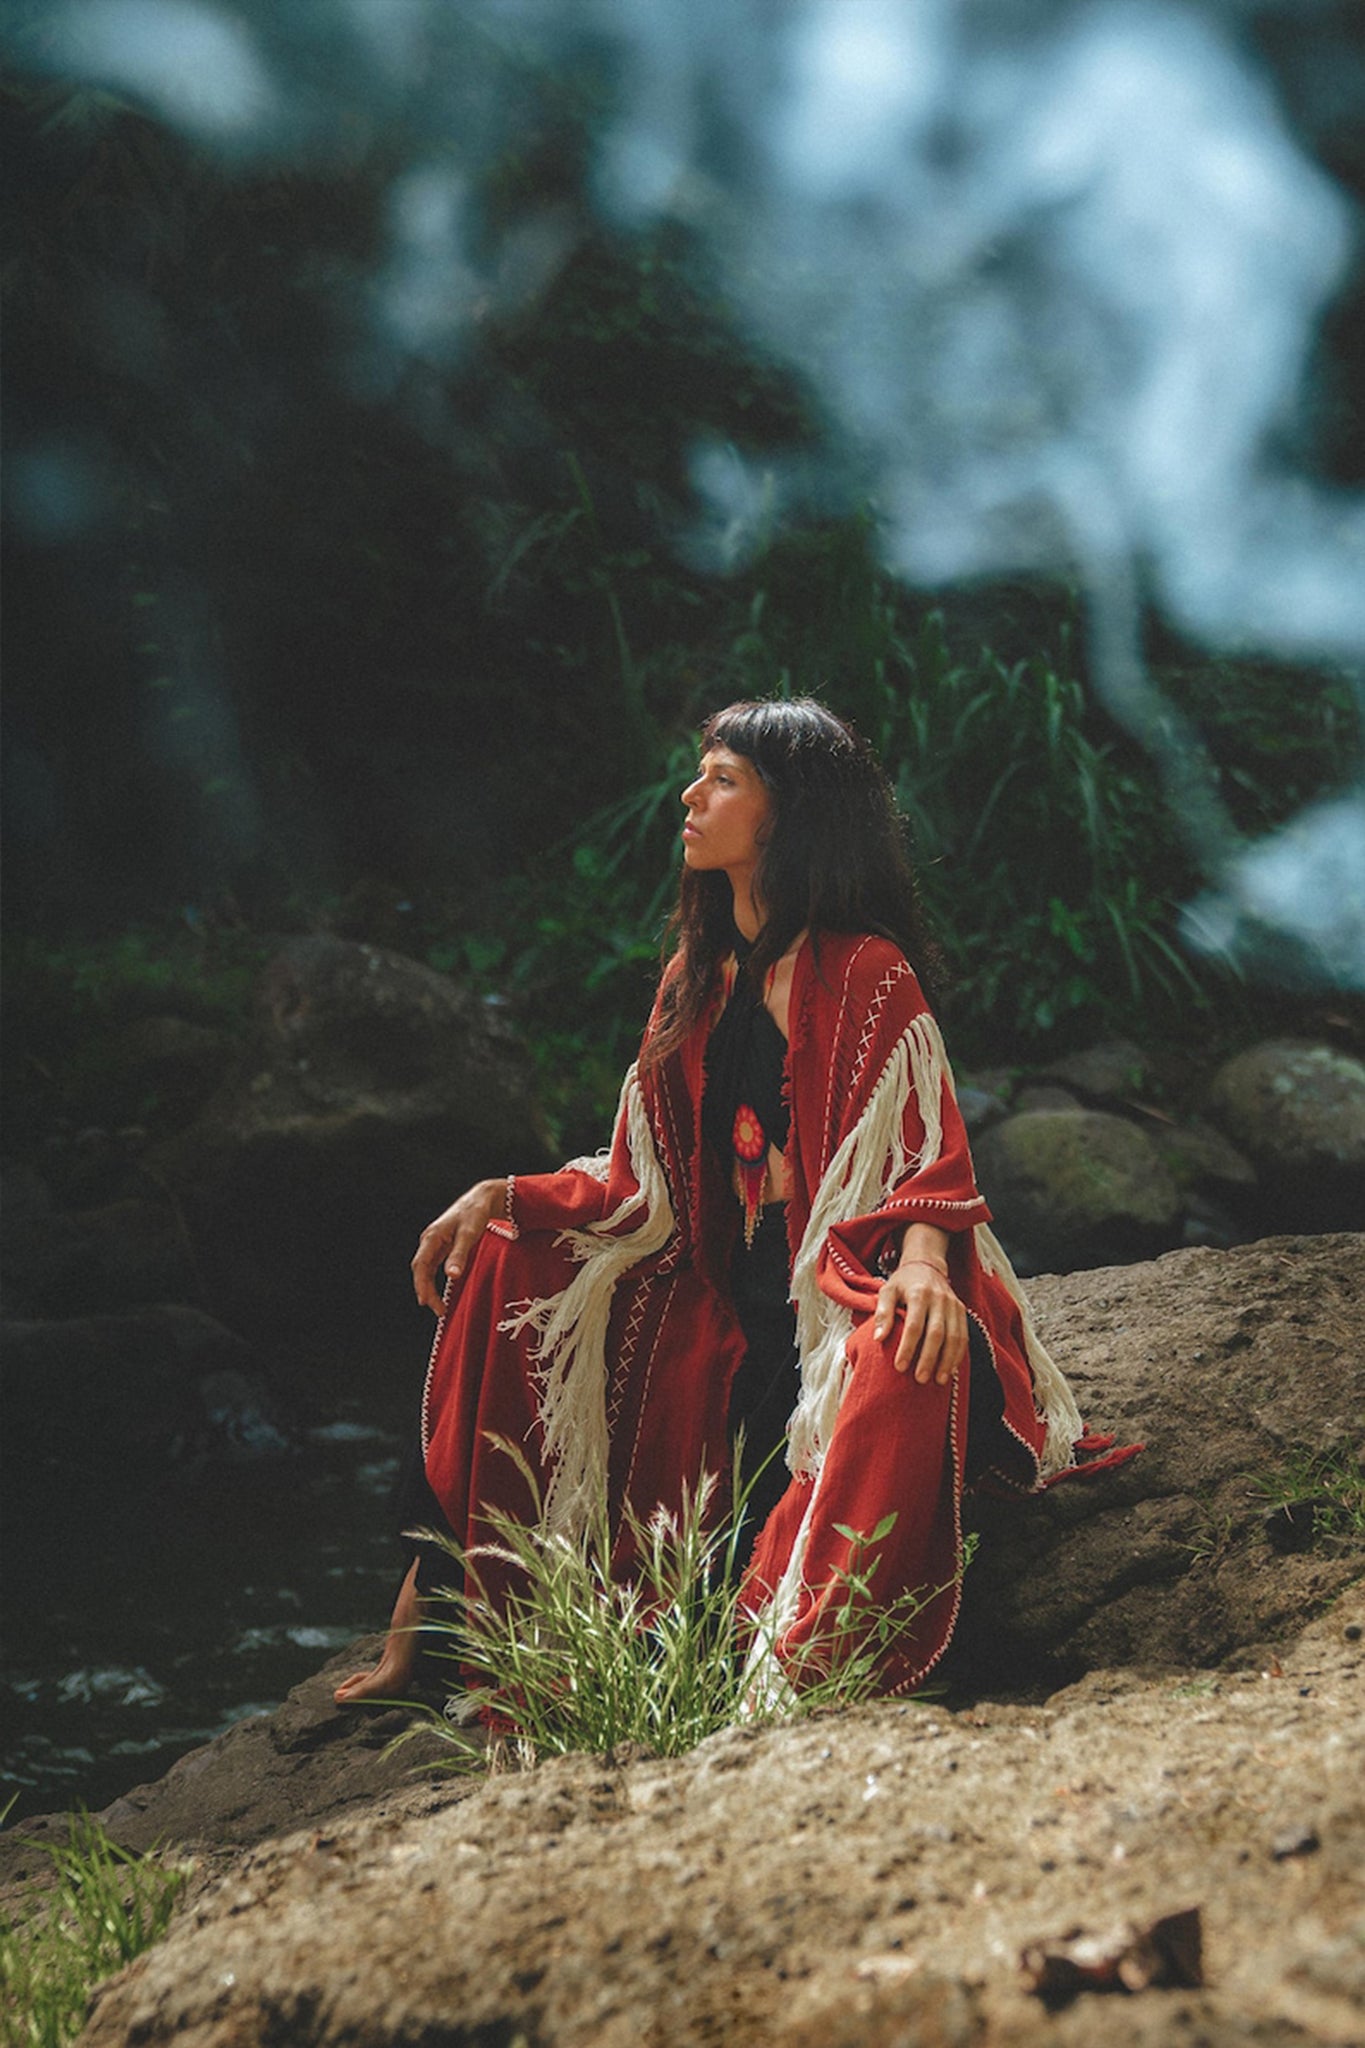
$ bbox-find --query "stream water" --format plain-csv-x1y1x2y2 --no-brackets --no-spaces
1,1365,417,1827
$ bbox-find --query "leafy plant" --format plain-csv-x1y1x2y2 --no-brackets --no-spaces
452,602,1216,1142
398,1436,964,1764
0,1813,184,2048
857,612,1206,1052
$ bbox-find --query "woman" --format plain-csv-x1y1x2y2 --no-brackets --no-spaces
336,699,1116,1707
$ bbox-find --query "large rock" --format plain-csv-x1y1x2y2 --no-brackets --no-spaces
147,938,557,1336
0,1305,293,1490
956,1231,1365,1684
256,937,543,1137
72,1589,1365,2048
973,1108,1182,1272
1036,1038,1153,1105
0,1180,196,1318
1208,1038,1365,1227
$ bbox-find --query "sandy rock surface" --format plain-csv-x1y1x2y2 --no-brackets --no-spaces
78,1589,1363,2048
955,1233,1365,1687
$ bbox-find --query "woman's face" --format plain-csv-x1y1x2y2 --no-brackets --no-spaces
680,746,773,881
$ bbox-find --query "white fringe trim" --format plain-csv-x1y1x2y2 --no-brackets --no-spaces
740,1481,820,1714
971,1223,1082,1479
499,1064,674,1535
787,1013,950,1478
562,1148,611,1182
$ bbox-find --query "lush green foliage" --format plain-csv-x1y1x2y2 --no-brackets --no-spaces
439,575,1358,1146
0,1813,184,2048
399,1437,960,1764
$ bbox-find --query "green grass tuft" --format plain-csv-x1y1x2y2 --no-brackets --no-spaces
395,1437,967,1767
0,1812,185,2048
1248,1445,1365,1543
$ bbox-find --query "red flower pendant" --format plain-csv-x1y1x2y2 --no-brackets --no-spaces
733,1102,768,1248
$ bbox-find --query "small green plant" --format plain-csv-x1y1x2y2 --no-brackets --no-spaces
399,1437,965,1765
1177,1497,1239,1567
1247,1446,1365,1544
0,1812,185,2048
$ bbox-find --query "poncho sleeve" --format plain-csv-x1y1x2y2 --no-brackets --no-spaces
787,935,990,1306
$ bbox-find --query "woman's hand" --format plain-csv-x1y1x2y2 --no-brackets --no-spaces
872,1231,968,1385
411,1177,509,1313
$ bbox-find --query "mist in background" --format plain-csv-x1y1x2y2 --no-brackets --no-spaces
4,0,1364,983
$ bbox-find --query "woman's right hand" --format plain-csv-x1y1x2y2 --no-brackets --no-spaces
411,1177,509,1313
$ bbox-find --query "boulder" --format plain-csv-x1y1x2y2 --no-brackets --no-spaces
256,935,546,1146
957,1231,1365,1685
0,1190,196,1318
9,1236,1365,2048
1207,1039,1365,1227
71,1587,1365,2048
1144,1115,1260,1249
954,1083,1009,1138
1036,1038,1152,1105
1011,1083,1081,1115
1146,1116,1258,1203
972,1109,1182,1272
146,938,557,1337
0,1305,293,1494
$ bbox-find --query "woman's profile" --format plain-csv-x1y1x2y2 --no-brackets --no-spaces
336,698,1127,1708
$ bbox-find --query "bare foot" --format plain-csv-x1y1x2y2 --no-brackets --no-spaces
333,1637,419,1704
334,1562,422,1705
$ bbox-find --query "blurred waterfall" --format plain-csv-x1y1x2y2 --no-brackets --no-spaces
7,0,1364,982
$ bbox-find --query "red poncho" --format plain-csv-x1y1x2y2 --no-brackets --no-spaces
423,931,1117,1694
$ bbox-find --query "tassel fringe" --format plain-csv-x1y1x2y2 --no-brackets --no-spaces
787,1014,950,1477
971,1224,1083,1479
499,1065,674,1535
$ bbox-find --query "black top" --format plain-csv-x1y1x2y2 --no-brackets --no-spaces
701,930,790,1171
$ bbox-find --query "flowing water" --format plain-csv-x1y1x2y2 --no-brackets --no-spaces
1,1370,415,1826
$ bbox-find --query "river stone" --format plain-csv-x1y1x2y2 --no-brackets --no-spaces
0,1305,293,1487
0,1194,195,1317
147,937,557,1337
1148,1116,1259,1197
973,1109,1182,1272
1207,1042,1365,1222
1012,1083,1081,1115
955,1083,1009,1138
1036,1038,1152,1104
257,935,546,1143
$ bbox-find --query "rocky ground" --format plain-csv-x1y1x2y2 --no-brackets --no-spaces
12,1590,1362,2048
3,1232,1362,2047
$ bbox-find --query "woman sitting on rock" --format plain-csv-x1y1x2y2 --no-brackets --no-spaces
336,698,1120,1708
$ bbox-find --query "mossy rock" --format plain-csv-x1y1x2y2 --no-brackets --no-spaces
974,1108,1182,1273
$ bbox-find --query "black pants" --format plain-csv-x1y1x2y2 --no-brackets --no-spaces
725,1204,802,1564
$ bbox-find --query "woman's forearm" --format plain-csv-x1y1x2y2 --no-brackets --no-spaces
895,1220,951,1276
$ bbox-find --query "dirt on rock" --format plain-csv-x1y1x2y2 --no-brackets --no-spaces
75,1589,1364,2048
955,1232,1365,1689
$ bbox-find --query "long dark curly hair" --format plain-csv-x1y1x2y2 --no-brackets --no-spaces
644,697,940,1069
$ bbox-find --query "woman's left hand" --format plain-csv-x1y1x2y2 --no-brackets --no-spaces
872,1261,968,1385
